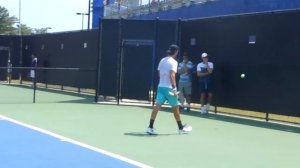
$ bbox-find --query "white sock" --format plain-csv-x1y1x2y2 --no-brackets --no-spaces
206,104,210,110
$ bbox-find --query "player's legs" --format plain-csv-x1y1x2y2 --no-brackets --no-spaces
172,105,192,134
199,81,206,106
184,82,192,111
165,88,186,130
206,80,213,112
148,87,166,130
172,105,184,129
200,93,206,107
7,72,11,83
150,104,161,121
178,82,185,107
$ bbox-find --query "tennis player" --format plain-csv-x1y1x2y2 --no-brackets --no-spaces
197,52,214,114
146,44,192,135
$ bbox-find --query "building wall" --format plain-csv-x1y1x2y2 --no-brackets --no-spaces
131,0,300,20
92,0,300,28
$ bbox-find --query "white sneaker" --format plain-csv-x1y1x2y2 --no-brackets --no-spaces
200,106,207,114
179,125,192,134
146,127,157,135
206,105,210,113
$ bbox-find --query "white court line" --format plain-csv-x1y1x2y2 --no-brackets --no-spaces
0,115,152,168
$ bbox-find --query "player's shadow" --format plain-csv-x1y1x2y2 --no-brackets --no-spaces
137,105,300,134
124,132,178,137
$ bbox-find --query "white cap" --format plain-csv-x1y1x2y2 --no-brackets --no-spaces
201,53,208,58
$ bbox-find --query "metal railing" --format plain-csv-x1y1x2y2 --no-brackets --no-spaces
104,0,219,19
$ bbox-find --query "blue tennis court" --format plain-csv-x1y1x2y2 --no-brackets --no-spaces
0,116,149,168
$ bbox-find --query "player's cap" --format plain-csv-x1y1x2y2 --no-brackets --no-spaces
201,52,208,58
168,44,179,52
167,44,179,54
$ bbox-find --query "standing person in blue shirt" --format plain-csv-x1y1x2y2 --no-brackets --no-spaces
146,44,192,135
177,53,194,112
197,52,214,114
30,54,38,86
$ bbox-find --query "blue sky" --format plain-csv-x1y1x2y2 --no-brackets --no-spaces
0,0,90,32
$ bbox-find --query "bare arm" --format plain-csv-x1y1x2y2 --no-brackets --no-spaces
169,70,177,89
197,71,210,77
207,63,213,74
197,62,213,77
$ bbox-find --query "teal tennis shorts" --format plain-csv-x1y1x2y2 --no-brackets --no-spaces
155,87,179,107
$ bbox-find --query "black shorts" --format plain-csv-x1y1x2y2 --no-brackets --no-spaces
199,80,213,93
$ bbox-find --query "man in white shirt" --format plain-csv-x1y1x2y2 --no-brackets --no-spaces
197,52,213,114
146,44,192,135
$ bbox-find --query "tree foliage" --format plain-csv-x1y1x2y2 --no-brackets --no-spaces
0,6,17,35
1,6,50,35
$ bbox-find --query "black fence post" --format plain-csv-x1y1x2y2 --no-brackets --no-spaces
117,18,123,105
33,69,37,103
152,18,160,106
95,21,103,103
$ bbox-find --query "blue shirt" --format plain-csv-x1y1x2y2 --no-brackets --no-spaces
178,61,194,83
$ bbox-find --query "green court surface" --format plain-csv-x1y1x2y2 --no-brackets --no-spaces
0,84,300,168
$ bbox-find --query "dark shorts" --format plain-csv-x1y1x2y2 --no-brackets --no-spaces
199,80,213,94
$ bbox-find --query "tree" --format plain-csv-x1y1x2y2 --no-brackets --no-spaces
1,6,51,35
19,24,33,35
33,27,52,34
0,6,17,35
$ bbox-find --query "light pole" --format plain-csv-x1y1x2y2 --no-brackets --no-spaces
88,0,91,30
19,0,23,84
76,13,89,30
18,0,21,35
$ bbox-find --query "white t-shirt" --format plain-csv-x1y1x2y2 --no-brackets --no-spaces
157,56,178,88
197,62,214,81
197,62,214,72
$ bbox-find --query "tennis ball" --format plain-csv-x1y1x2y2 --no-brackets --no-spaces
240,73,245,78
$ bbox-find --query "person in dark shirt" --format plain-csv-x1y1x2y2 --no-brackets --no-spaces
197,53,214,114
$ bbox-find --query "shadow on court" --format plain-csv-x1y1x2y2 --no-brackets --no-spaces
0,84,95,104
135,105,300,134
124,132,178,137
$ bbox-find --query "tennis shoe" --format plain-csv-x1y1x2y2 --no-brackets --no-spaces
200,106,207,114
146,127,157,135
205,105,210,114
179,124,192,134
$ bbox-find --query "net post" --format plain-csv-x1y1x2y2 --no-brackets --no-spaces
116,18,124,105
95,21,102,103
33,69,37,103
266,112,269,122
